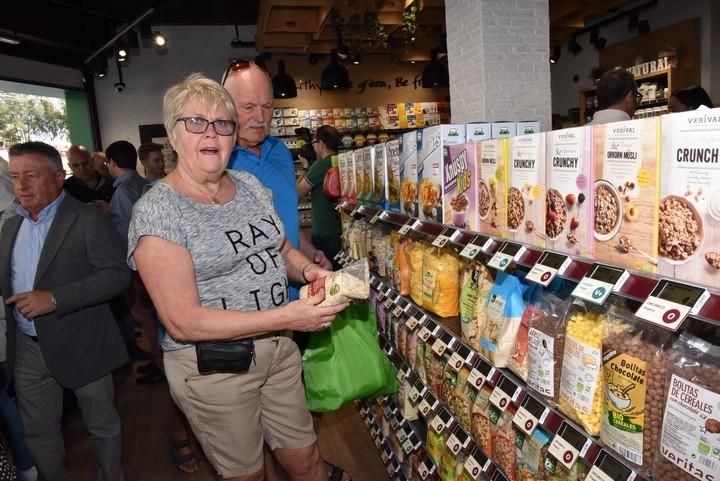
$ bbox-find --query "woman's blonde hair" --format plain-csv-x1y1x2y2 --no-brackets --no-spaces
163,73,238,141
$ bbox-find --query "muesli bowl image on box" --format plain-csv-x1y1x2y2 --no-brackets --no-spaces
450,192,469,228
420,178,440,217
594,179,623,242
658,195,704,266
545,188,568,240
402,178,417,212
478,179,493,221
507,186,525,233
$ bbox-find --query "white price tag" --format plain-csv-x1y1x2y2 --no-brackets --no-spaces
487,242,525,271
418,326,432,343
376,290,386,302
431,337,447,356
405,314,423,331
396,368,407,384
409,380,426,404
383,297,394,310
418,319,439,343
467,358,495,390
635,279,709,331
369,210,385,224
587,451,636,481
572,264,628,305
459,235,493,260
447,351,466,372
548,422,590,470
393,305,405,317
445,426,470,455
489,376,520,412
526,251,571,286
402,437,416,454
430,414,446,434
418,392,438,417
491,471,509,481
418,457,435,480
432,227,460,248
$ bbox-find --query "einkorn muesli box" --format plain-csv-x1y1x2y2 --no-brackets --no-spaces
593,118,659,272
545,127,594,258
507,133,546,248
659,108,720,288
476,138,508,238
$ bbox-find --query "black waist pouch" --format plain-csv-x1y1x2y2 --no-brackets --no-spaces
195,339,255,375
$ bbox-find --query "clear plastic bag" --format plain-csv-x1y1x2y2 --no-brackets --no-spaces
299,258,369,306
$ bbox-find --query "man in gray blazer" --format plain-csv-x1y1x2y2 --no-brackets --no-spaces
0,141,130,481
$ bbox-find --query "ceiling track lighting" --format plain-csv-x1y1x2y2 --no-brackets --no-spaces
272,60,297,99
421,48,449,88
568,37,582,55
320,49,350,90
115,40,129,62
549,45,561,64
351,54,361,65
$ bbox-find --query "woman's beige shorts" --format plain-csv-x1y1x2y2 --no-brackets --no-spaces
164,336,316,478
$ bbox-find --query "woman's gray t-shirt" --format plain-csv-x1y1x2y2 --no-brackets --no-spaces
127,170,288,351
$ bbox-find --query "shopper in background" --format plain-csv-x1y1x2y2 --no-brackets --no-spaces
138,143,166,183
1,141,129,481
129,73,345,481
296,125,342,271
668,85,714,112
589,67,639,125
63,144,115,205
92,151,111,178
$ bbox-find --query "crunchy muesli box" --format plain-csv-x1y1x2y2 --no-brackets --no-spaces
658,108,720,287
592,118,660,272
442,143,477,231
476,138,508,238
400,131,419,217
545,127,594,257
418,124,465,223
507,133,546,248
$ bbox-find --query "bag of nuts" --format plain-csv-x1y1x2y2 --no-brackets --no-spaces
460,261,494,351
601,306,671,474
490,404,518,480
652,333,720,481
525,293,570,407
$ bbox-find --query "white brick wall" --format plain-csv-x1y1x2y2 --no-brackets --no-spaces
445,0,551,130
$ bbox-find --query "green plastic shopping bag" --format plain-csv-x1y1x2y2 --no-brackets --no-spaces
302,303,397,412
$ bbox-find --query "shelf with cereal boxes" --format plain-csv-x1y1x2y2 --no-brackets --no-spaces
361,269,652,481
340,200,720,330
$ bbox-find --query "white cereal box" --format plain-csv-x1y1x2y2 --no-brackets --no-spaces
507,133,546,248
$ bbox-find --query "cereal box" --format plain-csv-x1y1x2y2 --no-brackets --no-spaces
476,138,509,238
351,148,363,204
358,146,375,205
516,121,541,135
507,133,546,248
373,143,387,208
385,139,401,212
658,108,720,288
593,118,660,272
466,123,491,142
400,131,419,217
339,151,353,202
492,121,517,139
545,127,594,257
443,143,477,231
418,125,466,223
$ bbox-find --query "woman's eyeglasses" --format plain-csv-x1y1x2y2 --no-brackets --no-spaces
176,117,237,136
221,57,268,86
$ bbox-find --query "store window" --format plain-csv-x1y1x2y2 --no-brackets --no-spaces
0,80,93,173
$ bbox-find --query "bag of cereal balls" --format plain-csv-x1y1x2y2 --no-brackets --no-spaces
652,333,720,481
601,306,671,474
558,299,608,436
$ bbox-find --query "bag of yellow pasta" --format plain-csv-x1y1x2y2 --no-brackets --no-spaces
558,299,609,436
422,246,461,317
408,239,428,305
395,236,412,296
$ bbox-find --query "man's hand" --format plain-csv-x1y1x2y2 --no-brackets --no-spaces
313,250,332,270
6,291,56,319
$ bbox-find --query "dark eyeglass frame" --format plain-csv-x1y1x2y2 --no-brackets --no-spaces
221,57,268,86
176,117,237,136
635,90,643,104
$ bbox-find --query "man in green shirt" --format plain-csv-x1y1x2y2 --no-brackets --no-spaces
296,125,342,270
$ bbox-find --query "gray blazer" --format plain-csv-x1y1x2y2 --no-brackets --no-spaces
0,194,130,389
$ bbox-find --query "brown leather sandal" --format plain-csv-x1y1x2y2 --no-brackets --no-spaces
170,439,199,474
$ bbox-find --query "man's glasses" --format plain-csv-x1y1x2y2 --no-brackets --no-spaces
221,57,268,86
635,90,644,104
176,117,237,136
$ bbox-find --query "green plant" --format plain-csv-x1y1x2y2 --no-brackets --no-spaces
402,1,418,47
329,8,388,59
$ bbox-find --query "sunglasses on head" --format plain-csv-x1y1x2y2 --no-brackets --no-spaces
221,57,268,86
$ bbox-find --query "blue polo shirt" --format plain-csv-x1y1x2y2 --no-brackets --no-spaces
228,136,300,300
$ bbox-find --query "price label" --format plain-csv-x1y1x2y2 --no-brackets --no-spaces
467,357,496,390
491,470,509,481
349,204,361,216
431,330,456,357
418,319,440,343
635,279,709,331
405,312,424,331
383,297,394,310
459,235,494,260
334,202,344,213
572,263,629,305
369,210,386,224
399,218,422,235
333,251,344,261
393,298,408,317
380,447,390,463
512,394,549,435
373,434,382,449
526,251,571,286
489,375,520,412
445,425,471,455
448,343,473,372
396,365,410,384
430,407,455,434
587,450,636,481
430,413,446,434
432,227,461,247
548,422,591,470
376,289,386,302
487,241,526,271
418,391,439,417
409,379,427,404
463,446,491,480
418,456,436,480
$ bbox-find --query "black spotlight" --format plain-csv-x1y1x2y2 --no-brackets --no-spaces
421,49,449,88
351,54,361,65
115,41,128,62
594,37,607,50
91,55,108,78
550,45,561,64
638,20,650,35
590,28,599,44
320,50,350,90
568,37,582,55
272,60,297,99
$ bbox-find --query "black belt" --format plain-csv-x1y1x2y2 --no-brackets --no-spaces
254,331,283,340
